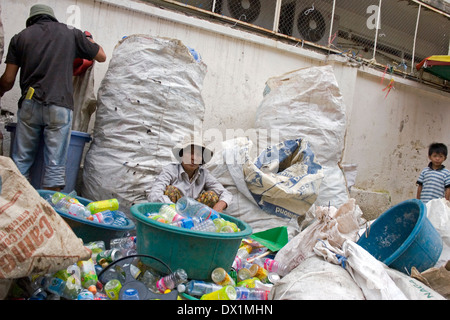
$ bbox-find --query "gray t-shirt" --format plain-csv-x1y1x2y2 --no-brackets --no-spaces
5,18,99,110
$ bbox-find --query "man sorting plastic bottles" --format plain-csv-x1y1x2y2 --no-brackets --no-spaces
0,4,106,191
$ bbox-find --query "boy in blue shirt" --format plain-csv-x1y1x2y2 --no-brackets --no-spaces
416,143,450,203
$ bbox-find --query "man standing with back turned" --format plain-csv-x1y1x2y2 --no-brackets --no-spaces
0,4,106,191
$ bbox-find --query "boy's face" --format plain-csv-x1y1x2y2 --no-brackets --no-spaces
181,145,203,171
429,152,447,168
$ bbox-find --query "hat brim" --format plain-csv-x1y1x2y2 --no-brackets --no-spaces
172,142,214,164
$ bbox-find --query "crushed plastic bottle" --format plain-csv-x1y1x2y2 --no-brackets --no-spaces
170,216,203,229
191,218,217,232
91,210,115,224
235,287,269,300
200,286,236,300
175,196,220,220
254,258,289,277
156,269,188,293
185,280,222,297
77,259,99,289
159,204,185,222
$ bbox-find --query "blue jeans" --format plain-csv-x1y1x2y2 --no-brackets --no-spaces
12,99,72,189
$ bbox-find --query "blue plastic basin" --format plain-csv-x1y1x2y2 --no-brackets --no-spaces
357,199,442,273
38,190,135,248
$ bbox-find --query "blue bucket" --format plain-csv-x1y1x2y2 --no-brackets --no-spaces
6,123,91,193
38,190,135,248
357,199,442,273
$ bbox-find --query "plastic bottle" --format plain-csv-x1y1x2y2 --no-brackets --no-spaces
96,248,124,264
77,289,94,300
87,198,119,214
55,198,91,218
122,288,140,300
146,213,167,223
51,190,79,205
235,244,252,260
175,196,220,220
200,286,237,300
92,210,115,224
110,236,136,256
235,287,269,300
185,280,222,297
249,264,269,282
191,219,217,232
156,269,188,293
159,204,185,222
170,216,203,229
45,276,66,296
105,279,122,300
77,259,99,289
211,267,235,287
254,258,289,277
111,210,129,226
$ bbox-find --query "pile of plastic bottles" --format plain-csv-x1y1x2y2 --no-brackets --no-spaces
7,235,189,300
6,236,287,300
181,239,287,300
46,191,129,226
145,197,240,233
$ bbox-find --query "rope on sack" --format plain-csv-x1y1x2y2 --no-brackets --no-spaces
316,239,348,269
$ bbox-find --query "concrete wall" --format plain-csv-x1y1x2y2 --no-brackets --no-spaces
1,0,449,218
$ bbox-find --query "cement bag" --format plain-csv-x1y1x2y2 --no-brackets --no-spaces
82,35,207,214
385,266,445,300
426,198,450,267
411,261,450,299
269,255,365,300
275,198,362,272
243,138,323,219
314,240,407,300
255,65,348,207
207,138,301,237
0,157,90,279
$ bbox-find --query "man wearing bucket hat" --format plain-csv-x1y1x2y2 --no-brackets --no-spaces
147,134,232,212
0,4,106,191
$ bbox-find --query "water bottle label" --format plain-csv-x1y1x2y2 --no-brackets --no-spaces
156,278,167,293
264,259,275,271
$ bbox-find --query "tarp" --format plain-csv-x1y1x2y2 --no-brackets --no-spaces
416,55,450,81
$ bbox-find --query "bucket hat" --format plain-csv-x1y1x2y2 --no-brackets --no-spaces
172,134,214,164
26,4,57,26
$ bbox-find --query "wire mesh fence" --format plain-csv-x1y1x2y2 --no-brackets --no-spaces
164,0,449,83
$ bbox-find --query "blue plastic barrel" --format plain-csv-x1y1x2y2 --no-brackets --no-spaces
6,123,91,193
357,199,442,273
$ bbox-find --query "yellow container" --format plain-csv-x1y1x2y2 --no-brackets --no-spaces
87,199,119,214
200,286,236,300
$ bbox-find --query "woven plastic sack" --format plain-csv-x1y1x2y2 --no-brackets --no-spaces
243,138,323,219
82,35,207,214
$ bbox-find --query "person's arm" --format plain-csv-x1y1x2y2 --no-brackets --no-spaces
416,184,423,200
0,64,19,97
445,187,450,201
203,169,232,212
86,36,106,63
146,166,175,203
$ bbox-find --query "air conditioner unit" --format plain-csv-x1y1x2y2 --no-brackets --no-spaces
290,0,340,47
219,0,281,31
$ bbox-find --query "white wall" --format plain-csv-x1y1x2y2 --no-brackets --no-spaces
1,0,449,210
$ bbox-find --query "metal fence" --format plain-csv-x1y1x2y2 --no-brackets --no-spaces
162,0,450,82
